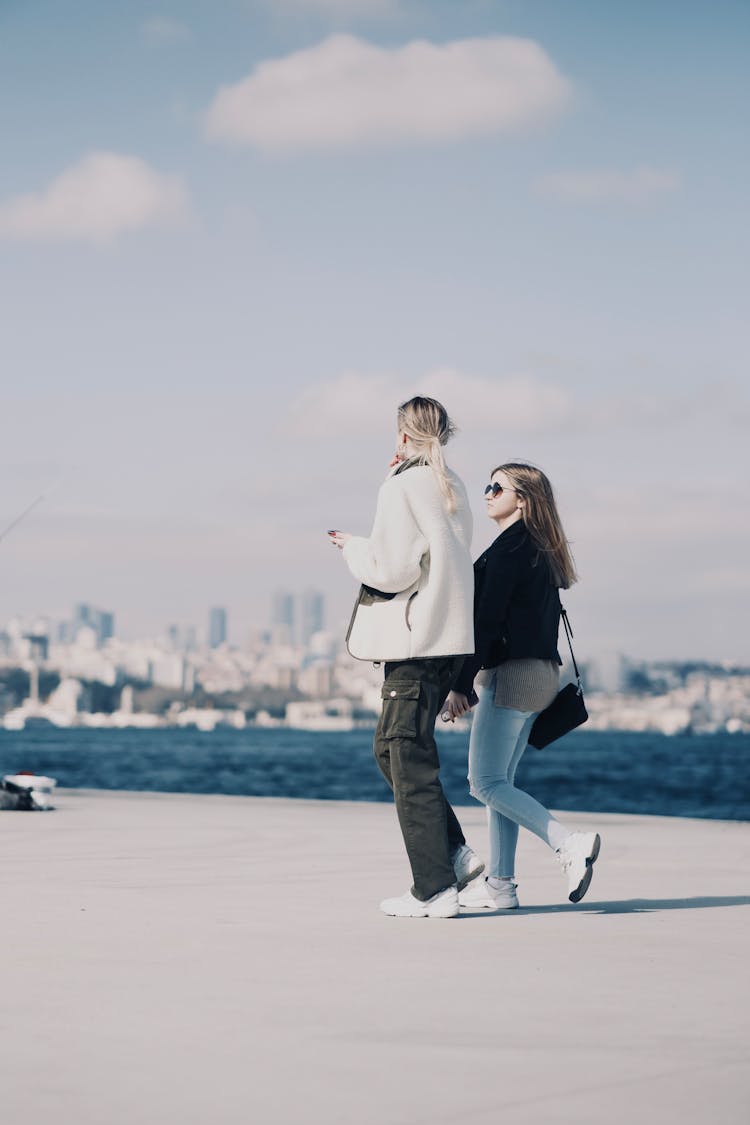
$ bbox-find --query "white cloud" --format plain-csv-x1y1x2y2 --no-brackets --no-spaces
204,34,571,151
0,152,190,244
283,370,747,446
535,166,680,203
420,370,572,433
285,372,396,436
284,370,573,438
141,16,192,45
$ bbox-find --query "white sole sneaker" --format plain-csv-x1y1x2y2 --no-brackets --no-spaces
560,832,601,903
380,885,460,918
459,878,519,911
451,844,485,891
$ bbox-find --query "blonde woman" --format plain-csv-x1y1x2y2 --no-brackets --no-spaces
445,462,601,909
329,396,483,918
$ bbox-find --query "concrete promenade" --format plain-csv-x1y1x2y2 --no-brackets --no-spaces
2,790,749,1124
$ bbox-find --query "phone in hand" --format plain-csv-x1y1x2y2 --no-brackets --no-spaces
440,688,479,722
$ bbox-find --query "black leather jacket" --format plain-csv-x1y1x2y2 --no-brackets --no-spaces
453,520,562,696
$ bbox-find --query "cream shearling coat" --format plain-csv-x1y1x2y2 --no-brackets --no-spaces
342,463,475,661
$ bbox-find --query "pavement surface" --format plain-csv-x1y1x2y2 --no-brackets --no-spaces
2,790,749,1125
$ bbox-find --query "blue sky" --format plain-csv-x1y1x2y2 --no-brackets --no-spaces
0,0,748,659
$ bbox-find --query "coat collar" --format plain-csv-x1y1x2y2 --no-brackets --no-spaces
390,456,423,478
493,519,527,545
477,520,528,566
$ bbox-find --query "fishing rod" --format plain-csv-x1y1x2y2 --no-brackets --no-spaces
0,485,57,545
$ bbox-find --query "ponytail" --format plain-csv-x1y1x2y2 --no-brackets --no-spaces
398,396,457,514
423,434,457,514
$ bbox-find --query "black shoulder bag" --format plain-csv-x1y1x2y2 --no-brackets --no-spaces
527,607,588,749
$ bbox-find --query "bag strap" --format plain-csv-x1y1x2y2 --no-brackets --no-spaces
560,604,584,692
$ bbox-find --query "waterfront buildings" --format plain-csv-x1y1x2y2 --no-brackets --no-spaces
271,589,326,647
208,607,227,649
0,604,747,734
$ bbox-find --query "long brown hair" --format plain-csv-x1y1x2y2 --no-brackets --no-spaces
492,461,578,589
398,396,457,513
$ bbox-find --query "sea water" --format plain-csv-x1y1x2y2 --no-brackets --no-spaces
1,727,748,820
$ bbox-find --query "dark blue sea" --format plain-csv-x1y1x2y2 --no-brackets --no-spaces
1,728,748,821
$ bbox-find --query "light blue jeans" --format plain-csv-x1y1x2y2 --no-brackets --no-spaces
468,674,570,878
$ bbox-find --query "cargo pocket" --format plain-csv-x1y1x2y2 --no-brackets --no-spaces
380,680,421,739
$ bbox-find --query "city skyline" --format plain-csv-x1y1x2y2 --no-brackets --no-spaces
1,595,748,738
2,594,749,672
1,590,329,650
1,2,748,661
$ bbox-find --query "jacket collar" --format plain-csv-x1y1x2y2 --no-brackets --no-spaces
494,519,527,544
389,456,423,478
476,520,528,568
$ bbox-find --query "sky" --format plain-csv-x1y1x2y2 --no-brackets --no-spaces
0,0,748,661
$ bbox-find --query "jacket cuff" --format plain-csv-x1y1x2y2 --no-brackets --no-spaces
453,655,480,698
341,536,366,579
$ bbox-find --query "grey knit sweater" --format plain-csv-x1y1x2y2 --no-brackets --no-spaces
477,658,559,713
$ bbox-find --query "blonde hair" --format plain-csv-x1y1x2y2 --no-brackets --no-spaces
398,396,457,513
492,461,578,589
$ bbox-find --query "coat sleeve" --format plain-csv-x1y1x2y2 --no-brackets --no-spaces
453,545,523,695
342,477,427,593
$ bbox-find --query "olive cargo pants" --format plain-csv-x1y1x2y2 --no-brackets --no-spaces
374,656,467,901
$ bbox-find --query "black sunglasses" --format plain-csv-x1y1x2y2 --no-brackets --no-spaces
484,482,519,497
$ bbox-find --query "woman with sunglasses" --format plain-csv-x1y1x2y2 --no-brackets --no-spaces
329,396,483,919
445,463,601,909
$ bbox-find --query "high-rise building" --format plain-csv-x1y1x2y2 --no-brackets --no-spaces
209,607,227,649
272,591,295,630
72,603,114,647
98,612,114,644
271,591,295,645
300,589,325,647
73,603,92,631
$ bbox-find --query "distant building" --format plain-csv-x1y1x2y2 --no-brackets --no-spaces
98,612,114,644
209,607,227,649
72,603,115,647
270,590,325,648
585,652,629,694
272,590,296,646
24,634,49,662
298,662,333,698
300,590,325,647
73,603,93,631
245,626,270,653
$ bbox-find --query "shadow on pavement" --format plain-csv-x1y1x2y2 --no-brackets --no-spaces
460,895,750,917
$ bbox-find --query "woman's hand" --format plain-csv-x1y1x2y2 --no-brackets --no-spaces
327,531,351,550
442,690,473,722
389,440,408,468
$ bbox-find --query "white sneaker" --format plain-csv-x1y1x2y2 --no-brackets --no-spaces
459,877,519,910
557,832,601,903
451,844,485,891
380,885,460,918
